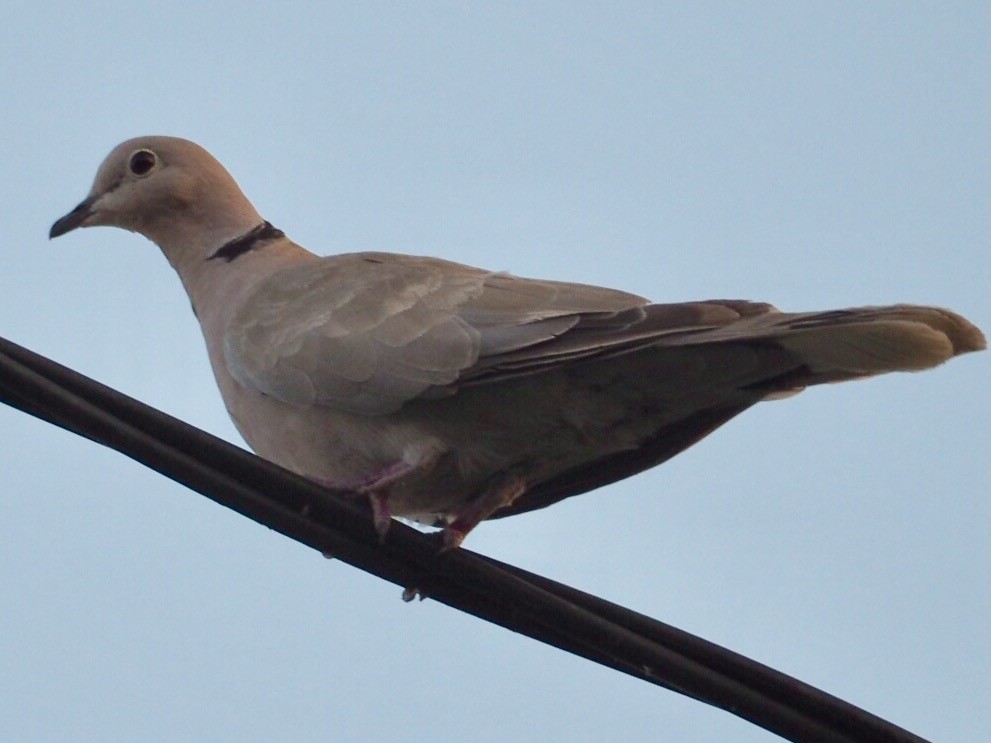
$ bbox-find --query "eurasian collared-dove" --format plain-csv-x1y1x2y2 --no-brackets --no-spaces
50,136,985,547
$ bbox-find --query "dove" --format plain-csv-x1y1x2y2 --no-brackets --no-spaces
50,136,985,548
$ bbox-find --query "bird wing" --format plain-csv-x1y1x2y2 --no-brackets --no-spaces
222,251,771,415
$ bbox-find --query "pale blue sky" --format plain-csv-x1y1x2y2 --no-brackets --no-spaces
2,3,988,741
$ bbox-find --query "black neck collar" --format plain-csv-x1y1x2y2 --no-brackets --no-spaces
207,221,284,263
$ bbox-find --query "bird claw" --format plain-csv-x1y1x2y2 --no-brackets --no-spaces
368,492,392,542
440,526,467,551
328,462,524,549
438,473,527,551
321,462,417,542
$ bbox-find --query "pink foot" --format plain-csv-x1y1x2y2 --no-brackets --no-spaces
440,473,527,551
316,462,417,541
440,526,468,551
317,454,441,543
368,492,392,542
355,465,414,542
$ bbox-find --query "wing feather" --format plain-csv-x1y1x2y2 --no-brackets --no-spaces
223,251,774,414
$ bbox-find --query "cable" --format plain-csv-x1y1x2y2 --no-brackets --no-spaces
0,336,930,743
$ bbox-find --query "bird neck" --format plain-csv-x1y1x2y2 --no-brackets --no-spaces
160,228,318,340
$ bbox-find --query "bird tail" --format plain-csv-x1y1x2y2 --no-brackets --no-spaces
682,304,985,385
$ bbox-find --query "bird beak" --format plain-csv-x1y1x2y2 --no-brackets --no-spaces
50,195,99,238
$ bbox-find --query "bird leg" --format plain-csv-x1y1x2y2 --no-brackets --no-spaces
311,462,416,541
441,472,527,550
367,491,393,541
351,450,441,541
351,461,419,492
345,461,419,542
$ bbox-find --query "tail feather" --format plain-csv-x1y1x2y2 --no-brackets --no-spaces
673,303,984,383
782,318,953,375
777,306,985,378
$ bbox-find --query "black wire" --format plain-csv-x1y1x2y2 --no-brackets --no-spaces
0,336,930,743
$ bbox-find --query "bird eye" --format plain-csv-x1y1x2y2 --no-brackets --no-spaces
128,150,158,176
